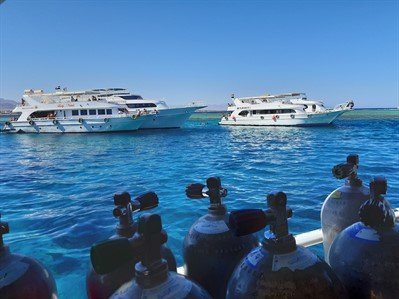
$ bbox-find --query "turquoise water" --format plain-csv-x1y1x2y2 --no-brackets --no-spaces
0,109,398,298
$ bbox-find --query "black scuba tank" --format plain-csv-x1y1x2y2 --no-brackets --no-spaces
91,213,211,299
329,176,399,299
0,214,58,299
321,154,370,262
183,177,259,299
86,191,176,299
226,191,348,299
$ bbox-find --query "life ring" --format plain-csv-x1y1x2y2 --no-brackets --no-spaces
260,116,264,120
104,118,109,123
78,118,84,123
290,114,295,119
29,120,35,125
53,119,58,125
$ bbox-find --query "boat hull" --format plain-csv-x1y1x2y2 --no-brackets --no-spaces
2,116,145,133
140,106,204,129
219,110,346,126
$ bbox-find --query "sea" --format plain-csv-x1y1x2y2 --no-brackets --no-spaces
0,109,398,299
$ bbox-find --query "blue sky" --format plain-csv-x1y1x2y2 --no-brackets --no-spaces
0,0,398,108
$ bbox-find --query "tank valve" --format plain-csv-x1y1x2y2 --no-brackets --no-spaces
186,177,228,214
112,191,159,237
332,154,361,185
359,176,395,228
229,191,294,253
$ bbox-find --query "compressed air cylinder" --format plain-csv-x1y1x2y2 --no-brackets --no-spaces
90,214,211,299
183,177,259,299
329,176,399,298
0,215,58,299
227,192,348,299
86,192,176,299
321,154,369,262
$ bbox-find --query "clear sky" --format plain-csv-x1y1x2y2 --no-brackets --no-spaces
0,0,398,108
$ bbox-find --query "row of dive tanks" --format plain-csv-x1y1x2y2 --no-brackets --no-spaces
0,154,398,299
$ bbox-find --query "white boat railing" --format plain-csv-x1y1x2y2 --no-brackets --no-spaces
177,208,399,274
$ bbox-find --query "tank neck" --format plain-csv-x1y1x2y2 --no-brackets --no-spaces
208,203,227,216
115,208,136,237
113,192,136,237
135,260,169,288
262,234,296,254
347,173,362,187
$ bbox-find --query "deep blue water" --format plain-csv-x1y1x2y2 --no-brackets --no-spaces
0,110,398,298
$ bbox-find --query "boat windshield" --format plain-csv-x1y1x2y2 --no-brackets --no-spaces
121,95,143,100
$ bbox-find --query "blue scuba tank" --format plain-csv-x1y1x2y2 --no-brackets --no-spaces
183,177,259,299
227,192,348,299
0,214,58,299
90,213,211,299
329,176,399,298
321,154,370,262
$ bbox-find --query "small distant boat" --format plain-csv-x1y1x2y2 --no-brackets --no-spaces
2,91,144,133
219,92,354,126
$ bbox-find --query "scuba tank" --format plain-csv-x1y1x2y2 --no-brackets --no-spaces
329,176,399,298
0,214,58,299
226,191,348,299
91,213,211,299
183,177,259,299
321,154,369,262
86,192,176,299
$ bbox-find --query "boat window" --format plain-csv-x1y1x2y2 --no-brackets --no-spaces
253,110,272,114
80,110,88,115
72,110,79,116
106,109,112,115
126,103,157,108
238,110,249,117
98,109,106,115
121,95,144,100
29,110,56,118
89,109,96,115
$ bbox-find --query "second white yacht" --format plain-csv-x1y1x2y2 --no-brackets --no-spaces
95,88,206,129
220,93,354,126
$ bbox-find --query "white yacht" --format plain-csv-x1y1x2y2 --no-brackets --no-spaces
26,87,207,129
91,88,206,129
2,90,144,133
219,93,354,126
